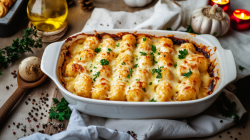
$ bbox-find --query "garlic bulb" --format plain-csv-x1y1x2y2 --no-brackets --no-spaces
191,4,230,37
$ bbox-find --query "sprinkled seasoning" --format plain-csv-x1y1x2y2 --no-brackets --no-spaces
220,120,223,123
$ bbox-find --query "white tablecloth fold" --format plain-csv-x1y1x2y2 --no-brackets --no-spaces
20,0,249,139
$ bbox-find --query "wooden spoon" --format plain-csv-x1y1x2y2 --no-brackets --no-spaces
0,70,47,125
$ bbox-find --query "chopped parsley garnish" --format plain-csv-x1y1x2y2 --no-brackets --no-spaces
107,48,112,53
116,43,120,47
164,55,166,57
95,48,101,53
93,66,97,69
134,64,138,68
178,49,188,59
152,67,162,79
150,52,157,65
80,57,81,60
131,60,133,62
129,87,131,89
183,70,192,78
49,98,71,121
127,68,133,79
93,71,100,81
140,52,147,56
143,37,146,41
239,66,245,71
174,63,177,68
158,52,160,55
136,79,139,81
151,45,156,53
135,44,137,47
90,64,92,68
90,70,92,72
100,59,109,65
136,57,138,61
149,82,152,85
150,98,156,102
126,80,129,83
142,87,146,92
121,62,126,65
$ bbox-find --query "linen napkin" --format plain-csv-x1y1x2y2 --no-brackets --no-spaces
20,0,249,139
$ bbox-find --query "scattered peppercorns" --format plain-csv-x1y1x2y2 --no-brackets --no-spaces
6,86,9,90
13,132,16,135
238,132,241,135
220,120,223,123
227,131,231,134
8,125,10,128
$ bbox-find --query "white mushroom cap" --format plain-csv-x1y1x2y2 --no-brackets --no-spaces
19,56,44,82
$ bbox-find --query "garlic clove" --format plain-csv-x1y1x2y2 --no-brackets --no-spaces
221,16,230,35
210,19,221,37
191,13,204,33
200,17,212,34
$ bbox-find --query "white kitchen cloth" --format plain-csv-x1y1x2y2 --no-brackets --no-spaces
19,89,246,140
20,0,249,140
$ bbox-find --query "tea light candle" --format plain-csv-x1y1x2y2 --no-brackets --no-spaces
210,0,230,12
230,9,250,31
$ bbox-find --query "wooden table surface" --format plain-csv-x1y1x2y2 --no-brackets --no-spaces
0,0,249,139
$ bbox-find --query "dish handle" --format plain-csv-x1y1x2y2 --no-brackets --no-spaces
223,49,237,85
41,42,62,81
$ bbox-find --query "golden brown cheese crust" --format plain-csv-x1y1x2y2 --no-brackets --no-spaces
60,33,217,102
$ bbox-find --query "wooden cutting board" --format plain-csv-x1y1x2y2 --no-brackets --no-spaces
44,88,69,135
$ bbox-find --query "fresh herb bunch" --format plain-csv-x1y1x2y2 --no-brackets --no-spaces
0,27,42,76
49,97,71,121
217,92,239,123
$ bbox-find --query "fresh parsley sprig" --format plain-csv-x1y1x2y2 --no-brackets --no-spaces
150,52,157,65
178,49,188,59
100,59,109,65
95,48,101,53
239,66,245,71
93,71,100,81
150,98,157,102
152,67,162,79
140,52,147,56
0,27,42,76
151,45,156,53
183,70,192,78
49,97,71,121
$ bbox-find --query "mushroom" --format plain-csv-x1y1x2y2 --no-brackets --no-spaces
19,56,44,82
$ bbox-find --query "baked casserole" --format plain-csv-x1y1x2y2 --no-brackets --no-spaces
59,32,218,102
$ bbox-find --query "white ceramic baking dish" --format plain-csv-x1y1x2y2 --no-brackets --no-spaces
41,30,236,119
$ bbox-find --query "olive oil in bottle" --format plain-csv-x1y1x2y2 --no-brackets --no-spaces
27,0,68,32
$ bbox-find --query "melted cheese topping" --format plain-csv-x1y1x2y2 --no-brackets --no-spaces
61,34,212,102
